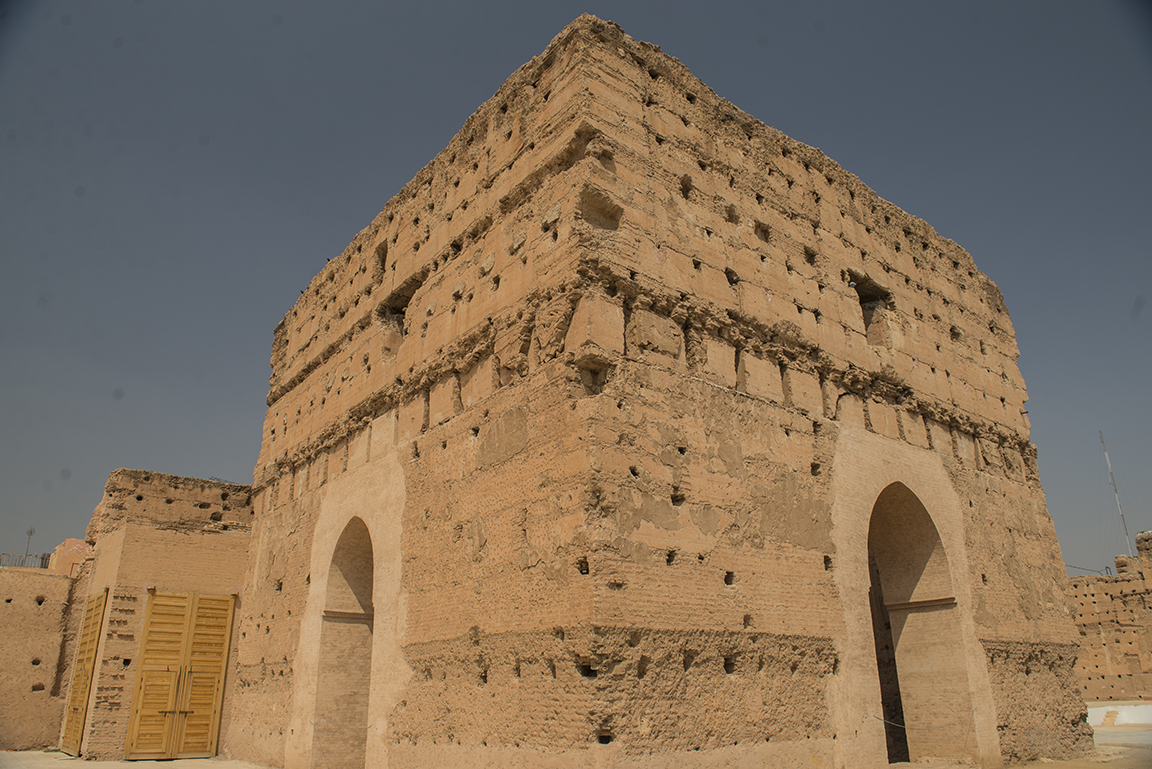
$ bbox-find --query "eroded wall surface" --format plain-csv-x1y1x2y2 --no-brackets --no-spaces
1068,531,1152,702
222,15,1090,768
68,469,253,760
0,568,75,749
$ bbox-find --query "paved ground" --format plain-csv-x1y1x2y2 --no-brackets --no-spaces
3,729,1151,769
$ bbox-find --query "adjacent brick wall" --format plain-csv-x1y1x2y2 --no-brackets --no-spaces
1068,531,1152,702
0,568,74,749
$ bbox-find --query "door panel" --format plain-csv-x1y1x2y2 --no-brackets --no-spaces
60,589,108,756
175,594,234,758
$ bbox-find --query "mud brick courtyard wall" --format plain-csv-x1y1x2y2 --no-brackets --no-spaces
60,470,252,760
0,567,76,749
1068,531,1152,702
213,15,1091,769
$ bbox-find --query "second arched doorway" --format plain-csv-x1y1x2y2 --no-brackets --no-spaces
867,482,977,763
313,517,374,769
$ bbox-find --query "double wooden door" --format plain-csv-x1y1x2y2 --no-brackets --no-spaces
124,591,235,759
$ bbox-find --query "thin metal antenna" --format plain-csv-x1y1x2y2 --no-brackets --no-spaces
1099,431,1133,558
25,526,35,557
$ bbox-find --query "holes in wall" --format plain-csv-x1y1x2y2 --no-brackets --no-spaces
981,573,988,585
671,488,685,506
692,259,702,271
629,466,639,477
274,579,283,593
743,614,754,628
666,550,677,565
578,187,623,230
685,92,697,104
679,175,693,200
35,596,45,606
578,661,598,678
210,511,223,522
847,271,892,346
824,555,833,571
724,656,737,674
31,683,45,692
597,732,614,745
637,655,650,679
577,360,611,395
576,557,590,575
122,658,132,666
724,268,740,287
135,495,143,501
374,241,389,278
683,650,698,671
725,204,739,225
724,571,736,586
804,246,817,266
608,581,624,591
31,658,41,666
754,221,770,244
950,325,963,343
811,462,822,476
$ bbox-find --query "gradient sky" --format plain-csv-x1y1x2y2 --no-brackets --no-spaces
1,0,1149,574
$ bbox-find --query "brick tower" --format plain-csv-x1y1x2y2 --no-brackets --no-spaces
220,15,1090,768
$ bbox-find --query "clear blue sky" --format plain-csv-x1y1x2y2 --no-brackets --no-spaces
1,0,1149,574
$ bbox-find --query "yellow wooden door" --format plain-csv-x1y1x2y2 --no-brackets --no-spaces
174,594,235,758
60,589,108,756
124,591,234,760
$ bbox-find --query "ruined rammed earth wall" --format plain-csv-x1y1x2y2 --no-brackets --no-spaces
222,15,1089,768
70,470,252,759
0,568,75,749
1068,531,1152,702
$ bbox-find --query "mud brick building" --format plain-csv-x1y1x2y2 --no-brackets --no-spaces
7,15,1093,769
1068,531,1152,703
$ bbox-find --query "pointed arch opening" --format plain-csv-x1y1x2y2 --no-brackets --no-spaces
313,517,374,769
867,482,976,763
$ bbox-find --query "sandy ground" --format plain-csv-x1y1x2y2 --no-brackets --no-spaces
3,729,1150,769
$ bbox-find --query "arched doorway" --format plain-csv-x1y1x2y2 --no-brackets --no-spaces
868,482,976,763
313,518,374,769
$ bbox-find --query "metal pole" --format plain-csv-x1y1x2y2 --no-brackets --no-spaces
1100,431,1133,558
25,526,34,557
